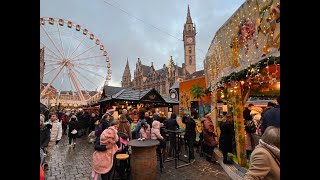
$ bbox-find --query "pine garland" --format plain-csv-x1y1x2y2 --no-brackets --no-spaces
215,56,280,87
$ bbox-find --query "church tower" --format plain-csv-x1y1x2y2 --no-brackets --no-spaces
183,5,196,75
121,58,131,88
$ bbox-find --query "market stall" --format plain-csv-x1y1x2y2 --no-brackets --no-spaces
98,86,179,121
204,0,280,166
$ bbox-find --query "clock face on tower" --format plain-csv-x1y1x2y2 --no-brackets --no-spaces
170,92,176,99
170,89,178,99
187,37,193,43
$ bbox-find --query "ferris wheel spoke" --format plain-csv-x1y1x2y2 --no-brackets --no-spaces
67,34,88,59
45,59,63,63
69,55,106,62
41,62,67,97
45,62,62,67
57,23,66,58
57,67,67,95
73,65,106,80
41,24,65,59
41,42,63,60
69,44,99,61
44,64,64,75
71,66,100,90
73,62,106,68
71,68,91,97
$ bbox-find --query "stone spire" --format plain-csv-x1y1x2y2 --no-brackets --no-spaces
123,58,131,77
186,4,192,24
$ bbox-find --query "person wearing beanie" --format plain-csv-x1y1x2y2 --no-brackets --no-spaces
261,96,280,135
68,115,79,148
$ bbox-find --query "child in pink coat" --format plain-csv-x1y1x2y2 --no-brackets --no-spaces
151,120,166,150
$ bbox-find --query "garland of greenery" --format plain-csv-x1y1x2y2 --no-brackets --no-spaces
214,56,280,87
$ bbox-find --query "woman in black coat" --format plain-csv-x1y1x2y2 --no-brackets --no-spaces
219,113,234,164
68,115,79,147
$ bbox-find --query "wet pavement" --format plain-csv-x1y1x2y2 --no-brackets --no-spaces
44,134,231,180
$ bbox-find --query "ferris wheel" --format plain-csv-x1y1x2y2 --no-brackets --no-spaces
40,17,111,102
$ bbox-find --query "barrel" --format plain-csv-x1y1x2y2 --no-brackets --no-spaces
131,146,157,180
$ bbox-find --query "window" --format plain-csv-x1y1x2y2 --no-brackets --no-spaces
189,46,192,54
189,56,192,64
162,84,166,94
188,25,191,31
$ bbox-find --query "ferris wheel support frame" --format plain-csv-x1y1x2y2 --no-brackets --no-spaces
67,66,86,102
40,62,67,97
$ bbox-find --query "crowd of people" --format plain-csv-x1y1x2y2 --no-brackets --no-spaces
40,95,280,180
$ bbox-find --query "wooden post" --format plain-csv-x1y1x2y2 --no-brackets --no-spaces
230,81,247,167
211,89,218,135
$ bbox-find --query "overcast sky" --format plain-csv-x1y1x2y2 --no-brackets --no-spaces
41,0,244,88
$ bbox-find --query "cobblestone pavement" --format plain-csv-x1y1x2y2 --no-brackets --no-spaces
45,135,231,180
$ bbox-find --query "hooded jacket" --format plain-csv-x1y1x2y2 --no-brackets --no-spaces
244,140,280,180
92,126,118,174
151,120,163,140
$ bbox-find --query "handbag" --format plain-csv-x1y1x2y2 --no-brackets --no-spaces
71,129,77,134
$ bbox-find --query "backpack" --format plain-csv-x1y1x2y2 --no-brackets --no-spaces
95,123,103,137
245,120,256,133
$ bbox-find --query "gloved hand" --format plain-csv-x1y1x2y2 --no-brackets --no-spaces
56,140,60,145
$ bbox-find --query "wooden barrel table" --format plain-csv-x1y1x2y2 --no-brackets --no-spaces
127,139,160,180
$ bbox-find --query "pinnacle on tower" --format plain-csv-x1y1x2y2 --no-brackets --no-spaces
186,4,192,23
126,58,129,67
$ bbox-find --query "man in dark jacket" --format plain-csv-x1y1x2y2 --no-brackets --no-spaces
166,113,179,157
261,96,280,135
243,104,254,121
183,111,197,160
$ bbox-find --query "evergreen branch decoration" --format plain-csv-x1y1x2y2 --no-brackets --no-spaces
213,56,280,88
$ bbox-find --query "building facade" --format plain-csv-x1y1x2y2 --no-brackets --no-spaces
121,5,203,96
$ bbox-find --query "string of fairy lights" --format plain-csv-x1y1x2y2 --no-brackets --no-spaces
205,0,280,92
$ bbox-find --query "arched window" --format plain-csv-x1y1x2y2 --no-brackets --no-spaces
189,46,192,54
189,56,192,64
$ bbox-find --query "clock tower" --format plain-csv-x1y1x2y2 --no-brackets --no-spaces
183,5,196,75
